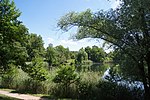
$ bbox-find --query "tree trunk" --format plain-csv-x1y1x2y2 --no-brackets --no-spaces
145,52,150,100
48,62,52,71
139,60,149,100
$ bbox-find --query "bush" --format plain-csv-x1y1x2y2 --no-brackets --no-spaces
96,81,137,100
17,79,51,94
23,57,48,81
0,66,51,95
76,72,100,100
53,65,79,98
0,66,18,88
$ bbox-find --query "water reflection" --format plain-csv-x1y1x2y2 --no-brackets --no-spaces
75,63,110,73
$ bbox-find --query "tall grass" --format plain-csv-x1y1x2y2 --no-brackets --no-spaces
0,65,143,100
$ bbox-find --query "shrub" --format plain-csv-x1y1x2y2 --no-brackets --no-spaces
23,57,48,81
18,79,50,94
53,65,80,98
96,81,136,100
0,64,21,88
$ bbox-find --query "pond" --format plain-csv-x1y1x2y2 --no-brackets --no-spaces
76,63,144,91
76,63,110,73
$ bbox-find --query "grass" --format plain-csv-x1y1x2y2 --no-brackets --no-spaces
0,64,109,99
0,94,19,100
0,88,14,92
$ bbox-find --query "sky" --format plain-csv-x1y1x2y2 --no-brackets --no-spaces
13,0,119,51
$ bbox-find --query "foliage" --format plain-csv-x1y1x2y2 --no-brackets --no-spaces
112,50,142,81
57,0,150,99
53,65,79,85
0,68,51,94
45,45,57,69
45,45,72,67
75,48,88,65
84,46,91,59
0,64,143,100
105,51,114,62
23,57,48,81
53,65,79,97
25,33,45,61
0,0,28,72
96,81,139,100
54,45,70,65
70,51,77,59
0,64,19,88
85,46,105,63
18,78,50,94
0,0,148,99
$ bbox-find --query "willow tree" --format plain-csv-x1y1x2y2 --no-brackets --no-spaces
57,0,150,99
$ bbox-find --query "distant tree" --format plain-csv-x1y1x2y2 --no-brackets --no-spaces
45,45,56,70
85,46,105,63
70,51,78,59
75,48,88,65
90,46,105,63
55,45,70,65
85,46,91,59
25,33,45,61
65,47,71,60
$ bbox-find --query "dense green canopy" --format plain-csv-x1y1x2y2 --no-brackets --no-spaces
0,0,28,72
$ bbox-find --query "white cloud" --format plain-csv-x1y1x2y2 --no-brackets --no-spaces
45,37,107,51
59,38,103,51
111,0,120,9
47,37,54,43
60,38,94,46
78,38,88,43
61,39,78,45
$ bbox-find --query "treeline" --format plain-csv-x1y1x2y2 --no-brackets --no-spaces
46,45,107,66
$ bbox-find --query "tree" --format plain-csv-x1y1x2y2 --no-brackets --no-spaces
25,33,45,61
23,56,48,81
70,51,78,59
53,65,79,97
45,45,56,70
75,48,88,65
0,0,28,72
55,45,70,65
90,46,105,63
85,46,92,60
85,46,105,63
105,51,114,62
57,0,150,99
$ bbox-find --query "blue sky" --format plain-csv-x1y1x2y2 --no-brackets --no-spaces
14,0,119,51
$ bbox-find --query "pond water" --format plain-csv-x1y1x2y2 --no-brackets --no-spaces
77,63,144,90
76,63,110,73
